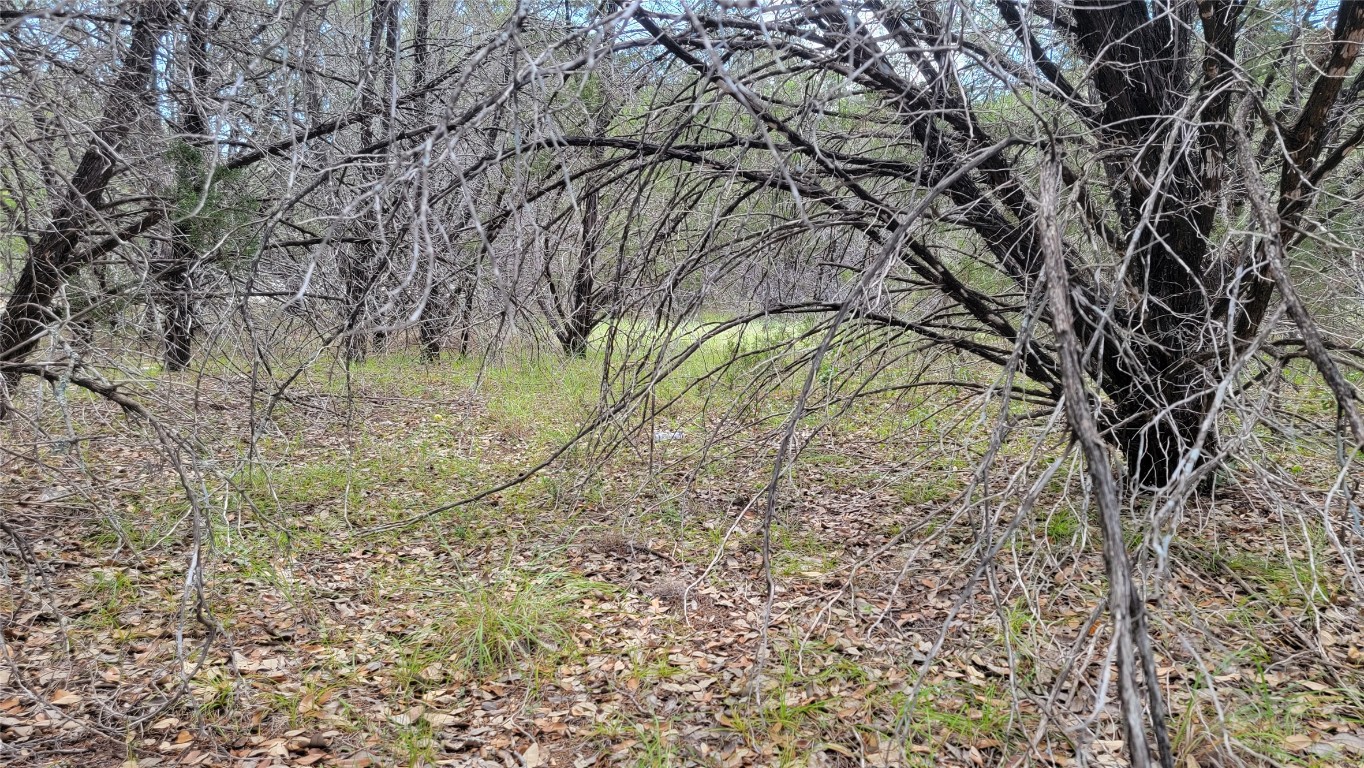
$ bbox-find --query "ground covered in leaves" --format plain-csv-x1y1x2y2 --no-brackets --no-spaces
3,353,1364,767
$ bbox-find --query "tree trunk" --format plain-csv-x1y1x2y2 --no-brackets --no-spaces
411,0,445,363
159,0,212,372
553,57,617,358
413,0,430,94
1113,379,1215,489
342,0,401,364
0,2,173,405
1066,1,1222,491
456,275,476,357
162,259,195,372
557,185,601,358
418,283,444,363
341,251,374,364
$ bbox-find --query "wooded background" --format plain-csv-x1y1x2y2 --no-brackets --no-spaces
3,2,1364,766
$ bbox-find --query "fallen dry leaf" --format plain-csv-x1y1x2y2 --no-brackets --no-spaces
1284,734,1314,752
50,690,82,706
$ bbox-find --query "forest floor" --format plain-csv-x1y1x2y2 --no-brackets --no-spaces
2,350,1364,767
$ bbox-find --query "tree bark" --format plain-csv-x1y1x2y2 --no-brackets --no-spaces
161,0,212,372
418,283,444,363
456,274,476,357
551,46,618,358
411,0,446,364
162,260,195,372
342,0,402,364
557,184,601,358
0,2,174,404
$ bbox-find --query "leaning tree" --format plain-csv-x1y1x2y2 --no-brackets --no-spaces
484,2,1364,763
524,0,1364,489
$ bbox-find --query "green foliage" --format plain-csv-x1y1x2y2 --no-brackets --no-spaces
1043,507,1082,541
192,666,239,717
166,140,259,264
425,571,604,676
897,679,1018,749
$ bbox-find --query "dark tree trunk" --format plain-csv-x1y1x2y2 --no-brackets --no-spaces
413,0,430,92
1112,381,1215,489
159,0,212,372
552,56,617,359
342,0,402,364
1039,0,1362,490
1066,1,1223,490
162,259,195,372
418,284,444,363
456,276,476,357
411,0,445,364
556,186,601,358
0,2,173,404
341,252,374,364
1237,0,1364,343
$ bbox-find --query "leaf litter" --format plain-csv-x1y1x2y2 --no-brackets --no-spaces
1,369,1362,767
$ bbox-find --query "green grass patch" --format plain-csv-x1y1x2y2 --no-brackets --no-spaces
396,571,609,681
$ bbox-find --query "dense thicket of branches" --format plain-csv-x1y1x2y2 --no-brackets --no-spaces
3,2,1364,764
